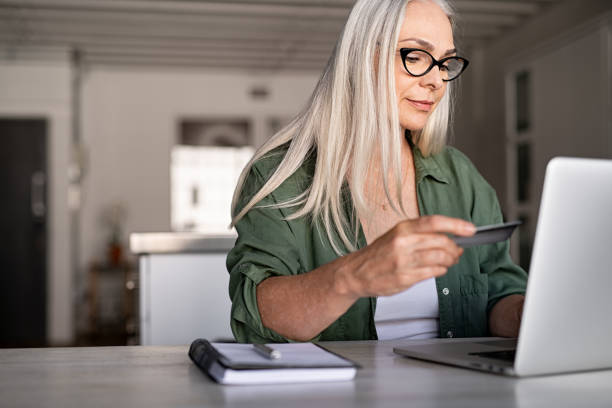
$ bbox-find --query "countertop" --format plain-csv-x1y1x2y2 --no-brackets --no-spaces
130,232,236,254
2,340,612,408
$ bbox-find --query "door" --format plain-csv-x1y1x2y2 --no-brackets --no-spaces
0,118,48,347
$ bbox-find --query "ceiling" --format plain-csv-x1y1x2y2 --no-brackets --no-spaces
0,0,564,72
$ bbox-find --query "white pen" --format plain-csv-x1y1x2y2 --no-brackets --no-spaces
253,343,282,360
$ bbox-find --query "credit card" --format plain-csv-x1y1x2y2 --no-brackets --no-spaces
451,220,522,248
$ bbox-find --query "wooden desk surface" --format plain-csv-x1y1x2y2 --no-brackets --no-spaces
2,339,611,408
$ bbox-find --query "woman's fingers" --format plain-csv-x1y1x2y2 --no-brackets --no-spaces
411,248,461,268
406,265,448,281
403,215,476,237
398,232,462,254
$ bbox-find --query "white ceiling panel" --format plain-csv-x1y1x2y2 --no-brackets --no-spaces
0,0,565,71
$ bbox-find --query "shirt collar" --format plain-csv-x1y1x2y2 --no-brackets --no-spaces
408,135,450,185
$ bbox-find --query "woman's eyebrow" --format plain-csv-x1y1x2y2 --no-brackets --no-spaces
399,37,457,56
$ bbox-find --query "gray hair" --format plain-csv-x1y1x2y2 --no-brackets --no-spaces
231,0,456,254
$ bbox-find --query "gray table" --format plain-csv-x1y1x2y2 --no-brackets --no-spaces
2,339,611,408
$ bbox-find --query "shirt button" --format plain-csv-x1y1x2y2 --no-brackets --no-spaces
442,288,450,295
447,331,454,338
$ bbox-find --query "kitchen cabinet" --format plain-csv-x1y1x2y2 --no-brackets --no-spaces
130,233,235,345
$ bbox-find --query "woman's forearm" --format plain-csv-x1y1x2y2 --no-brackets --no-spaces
256,254,360,342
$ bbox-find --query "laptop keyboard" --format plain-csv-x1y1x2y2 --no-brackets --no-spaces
469,349,516,362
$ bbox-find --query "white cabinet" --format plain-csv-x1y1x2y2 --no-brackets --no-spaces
132,234,235,345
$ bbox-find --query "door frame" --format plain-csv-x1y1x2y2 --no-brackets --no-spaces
0,61,74,345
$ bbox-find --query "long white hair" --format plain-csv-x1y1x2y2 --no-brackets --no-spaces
231,0,456,255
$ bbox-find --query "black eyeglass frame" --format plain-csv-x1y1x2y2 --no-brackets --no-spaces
399,48,470,82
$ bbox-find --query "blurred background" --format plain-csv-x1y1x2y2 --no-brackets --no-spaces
0,0,610,348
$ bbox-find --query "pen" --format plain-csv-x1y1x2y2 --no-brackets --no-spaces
253,343,282,360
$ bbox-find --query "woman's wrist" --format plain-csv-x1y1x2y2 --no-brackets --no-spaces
330,252,363,300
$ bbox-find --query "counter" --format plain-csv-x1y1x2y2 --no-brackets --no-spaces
130,233,236,254
4,340,612,408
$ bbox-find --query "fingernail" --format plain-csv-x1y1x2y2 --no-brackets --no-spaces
464,224,476,233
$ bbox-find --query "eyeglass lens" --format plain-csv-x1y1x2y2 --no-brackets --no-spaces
403,49,465,80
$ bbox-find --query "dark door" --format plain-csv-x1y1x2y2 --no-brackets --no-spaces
0,118,48,347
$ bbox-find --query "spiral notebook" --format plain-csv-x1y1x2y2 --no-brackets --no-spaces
189,339,359,385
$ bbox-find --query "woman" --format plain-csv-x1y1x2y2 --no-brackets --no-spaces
227,0,527,343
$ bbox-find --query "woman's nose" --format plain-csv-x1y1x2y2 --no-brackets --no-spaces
420,66,444,90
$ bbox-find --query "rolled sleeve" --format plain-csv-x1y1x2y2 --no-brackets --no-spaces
226,164,305,343
228,263,289,343
472,181,528,315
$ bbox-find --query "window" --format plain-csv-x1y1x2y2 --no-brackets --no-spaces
171,119,253,234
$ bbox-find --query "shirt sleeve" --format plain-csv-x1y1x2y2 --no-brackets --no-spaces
226,162,308,343
470,175,528,315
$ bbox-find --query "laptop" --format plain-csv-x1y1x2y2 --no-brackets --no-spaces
394,157,612,377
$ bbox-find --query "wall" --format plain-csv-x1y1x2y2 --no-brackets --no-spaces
0,60,319,340
0,61,73,345
502,18,612,263
525,25,610,202
453,0,612,209
80,68,319,330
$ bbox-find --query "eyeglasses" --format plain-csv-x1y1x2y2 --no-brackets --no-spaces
399,48,469,82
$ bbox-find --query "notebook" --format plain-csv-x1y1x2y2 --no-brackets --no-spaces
394,157,612,377
189,339,359,385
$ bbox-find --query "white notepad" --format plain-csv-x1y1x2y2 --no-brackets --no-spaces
189,339,359,385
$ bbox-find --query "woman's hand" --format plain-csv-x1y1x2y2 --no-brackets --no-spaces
334,215,476,299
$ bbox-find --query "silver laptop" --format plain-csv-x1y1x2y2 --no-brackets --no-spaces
394,157,612,377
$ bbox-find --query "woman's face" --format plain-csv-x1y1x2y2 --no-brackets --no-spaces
395,0,455,131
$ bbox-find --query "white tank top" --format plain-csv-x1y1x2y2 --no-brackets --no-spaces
374,277,440,340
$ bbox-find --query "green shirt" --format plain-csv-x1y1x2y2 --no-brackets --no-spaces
227,144,528,343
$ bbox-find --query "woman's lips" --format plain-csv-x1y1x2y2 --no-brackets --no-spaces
408,99,434,112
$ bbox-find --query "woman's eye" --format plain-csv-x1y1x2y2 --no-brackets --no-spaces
406,54,424,62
